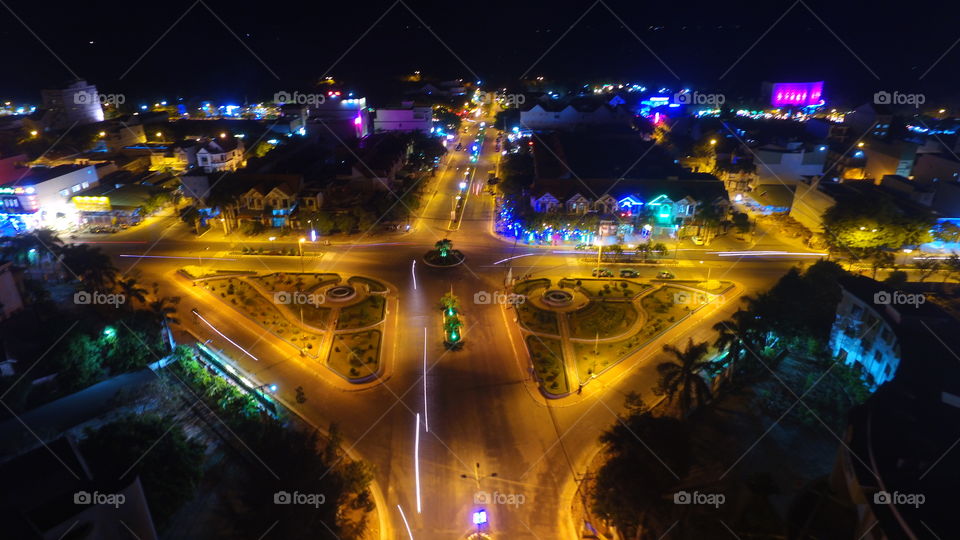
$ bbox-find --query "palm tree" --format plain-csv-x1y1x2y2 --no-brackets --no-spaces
114,277,147,310
443,315,463,342
712,309,764,387
59,244,118,290
435,238,453,258
440,291,460,314
650,242,668,259
655,339,715,418
694,204,725,245
148,283,180,352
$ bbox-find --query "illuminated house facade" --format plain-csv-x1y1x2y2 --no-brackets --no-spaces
196,138,245,173
237,177,303,228
829,276,902,389
529,177,729,236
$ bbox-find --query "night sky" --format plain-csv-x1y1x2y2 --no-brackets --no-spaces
0,0,955,104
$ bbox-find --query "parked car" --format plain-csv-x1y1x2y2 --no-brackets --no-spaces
592,268,613,277
619,268,639,278
690,236,705,245
657,271,675,279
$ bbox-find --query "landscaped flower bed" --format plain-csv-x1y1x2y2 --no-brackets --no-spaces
527,336,568,395
250,272,340,294
567,301,640,339
336,296,386,330
328,330,382,381
201,277,323,355
515,301,560,335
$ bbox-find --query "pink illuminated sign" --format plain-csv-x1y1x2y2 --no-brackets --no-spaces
771,81,824,107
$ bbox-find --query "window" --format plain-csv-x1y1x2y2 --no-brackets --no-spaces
60,189,69,197
81,182,89,189
881,328,893,344
71,184,82,192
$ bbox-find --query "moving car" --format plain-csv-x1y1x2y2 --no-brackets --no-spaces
592,268,613,277
690,236,705,245
619,268,639,278
657,271,675,279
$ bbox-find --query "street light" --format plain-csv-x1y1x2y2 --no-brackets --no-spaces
254,383,278,395
298,237,306,272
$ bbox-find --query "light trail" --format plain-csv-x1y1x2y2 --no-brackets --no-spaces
191,309,259,361
415,412,422,514
423,327,429,432
397,504,415,539
74,240,148,244
119,254,237,261
411,260,418,290
492,253,535,264
709,250,828,257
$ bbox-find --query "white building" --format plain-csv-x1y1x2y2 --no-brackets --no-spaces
371,103,432,132
519,103,631,131
829,276,904,389
2,164,100,229
753,143,826,183
196,137,245,173
39,80,105,129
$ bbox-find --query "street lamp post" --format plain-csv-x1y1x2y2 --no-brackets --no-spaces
298,237,306,272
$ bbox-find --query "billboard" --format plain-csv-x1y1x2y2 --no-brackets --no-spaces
770,81,824,107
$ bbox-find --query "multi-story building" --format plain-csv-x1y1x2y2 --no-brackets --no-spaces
753,143,827,183
196,137,245,173
519,101,632,131
0,165,100,229
823,277,958,539
104,124,146,153
38,80,105,129
828,276,906,389
309,96,369,139
371,103,432,132
236,176,303,228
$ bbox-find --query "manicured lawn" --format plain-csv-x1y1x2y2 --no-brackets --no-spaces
202,277,323,355
328,330,382,380
516,301,560,335
567,301,639,339
336,296,386,330
527,336,568,395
